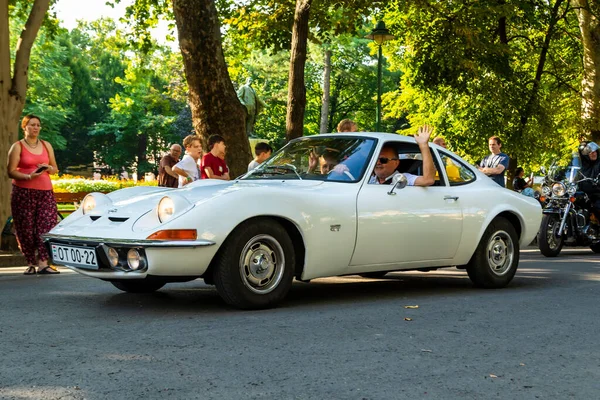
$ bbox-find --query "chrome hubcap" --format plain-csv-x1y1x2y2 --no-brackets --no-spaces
486,230,514,276
239,234,285,294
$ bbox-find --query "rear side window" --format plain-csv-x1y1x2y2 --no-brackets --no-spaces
439,153,476,186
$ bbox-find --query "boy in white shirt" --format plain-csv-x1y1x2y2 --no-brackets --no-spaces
248,142,273,171
173,135,203,187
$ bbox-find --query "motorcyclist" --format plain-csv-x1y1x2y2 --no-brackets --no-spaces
578,141,600,219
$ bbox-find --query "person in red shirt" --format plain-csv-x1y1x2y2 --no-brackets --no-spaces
201,135,230,180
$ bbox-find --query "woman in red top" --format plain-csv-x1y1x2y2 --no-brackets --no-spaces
7,115,60,275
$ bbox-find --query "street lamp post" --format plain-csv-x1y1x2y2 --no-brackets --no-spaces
366,21,395,132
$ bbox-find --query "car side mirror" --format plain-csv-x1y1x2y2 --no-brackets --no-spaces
388,173,408,195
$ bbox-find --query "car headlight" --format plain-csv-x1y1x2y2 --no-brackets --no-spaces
81,195,97,215
552,182,567,197
107,247,119,267
157,196,175,223
127,249,144,270
81,193,112,215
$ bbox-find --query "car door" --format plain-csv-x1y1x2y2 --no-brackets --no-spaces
350,143,464,267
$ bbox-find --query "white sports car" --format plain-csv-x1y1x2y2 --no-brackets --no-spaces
44,133,542,309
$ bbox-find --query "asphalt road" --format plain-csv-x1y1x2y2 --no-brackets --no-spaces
0,248,599,400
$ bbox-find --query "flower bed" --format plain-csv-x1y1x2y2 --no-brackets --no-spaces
51,175,157,205
51,175,157,194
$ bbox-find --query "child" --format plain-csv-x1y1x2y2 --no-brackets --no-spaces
248,142,273,171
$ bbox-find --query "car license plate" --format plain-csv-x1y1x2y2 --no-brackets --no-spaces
51,244,98,270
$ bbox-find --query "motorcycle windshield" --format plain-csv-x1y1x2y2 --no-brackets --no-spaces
547,162,583,183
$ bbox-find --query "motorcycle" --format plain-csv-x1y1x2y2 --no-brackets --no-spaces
537,157,600,257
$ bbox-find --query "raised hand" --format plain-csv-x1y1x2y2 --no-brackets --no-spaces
414,124,433,145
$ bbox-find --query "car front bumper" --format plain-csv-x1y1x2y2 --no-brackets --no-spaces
43,233,217,279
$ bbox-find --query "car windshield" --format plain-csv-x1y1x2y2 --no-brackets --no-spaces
242,136,376,182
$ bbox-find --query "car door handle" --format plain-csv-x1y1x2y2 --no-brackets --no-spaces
444,195,459,201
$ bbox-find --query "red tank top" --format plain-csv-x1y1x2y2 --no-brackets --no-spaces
13,141,53,191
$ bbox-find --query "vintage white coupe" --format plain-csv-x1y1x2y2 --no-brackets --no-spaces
44,133,542,309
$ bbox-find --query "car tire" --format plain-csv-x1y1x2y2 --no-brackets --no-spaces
537,214,564,257
213,218,295,310
359,272,388,278
466,217,519,288
110,279,166,293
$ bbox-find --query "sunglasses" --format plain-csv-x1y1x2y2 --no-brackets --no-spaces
377,157,399,164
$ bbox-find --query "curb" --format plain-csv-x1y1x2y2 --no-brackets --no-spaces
0,253,26,268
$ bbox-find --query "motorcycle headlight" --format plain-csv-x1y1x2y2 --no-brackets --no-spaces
552,182,567,197
567,183,577,195
157,196,175,223
542,185,552,196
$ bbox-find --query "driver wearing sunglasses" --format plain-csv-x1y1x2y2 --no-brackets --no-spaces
368,125,436,187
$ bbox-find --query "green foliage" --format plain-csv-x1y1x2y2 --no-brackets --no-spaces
382,0,583,171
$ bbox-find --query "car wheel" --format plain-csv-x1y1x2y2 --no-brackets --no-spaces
213,219,295,310
466,217,519,288
537,214,564,257
359,272,388,278
110,279,166,293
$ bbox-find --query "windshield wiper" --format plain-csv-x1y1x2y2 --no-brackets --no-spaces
260,164,303,180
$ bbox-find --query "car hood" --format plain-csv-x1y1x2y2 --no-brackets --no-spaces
93,179,326,217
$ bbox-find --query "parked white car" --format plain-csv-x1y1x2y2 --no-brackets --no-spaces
44,133,542,309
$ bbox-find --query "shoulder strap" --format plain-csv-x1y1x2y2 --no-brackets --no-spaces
40,139,50,153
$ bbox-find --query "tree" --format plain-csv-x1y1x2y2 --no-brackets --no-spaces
0,0,52,227
382,0,582,170
573,0,600,143
286,0,312,141
172,0,250,175
115,0,251,176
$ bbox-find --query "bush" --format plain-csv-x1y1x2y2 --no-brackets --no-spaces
51,174,157,194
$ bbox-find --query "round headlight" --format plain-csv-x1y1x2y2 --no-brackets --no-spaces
81,195,97,215
552,182,567,197
157,196,175,223
127,249,142,270
567,183,577,195
107,247,119,267
542,185,552,196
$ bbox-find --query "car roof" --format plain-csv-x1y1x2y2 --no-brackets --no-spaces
296,132,419,143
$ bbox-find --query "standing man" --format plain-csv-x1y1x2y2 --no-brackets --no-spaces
478,136,509,187
158,144,182,188
201,134,230,180
173,135,203,187
237,77,266,137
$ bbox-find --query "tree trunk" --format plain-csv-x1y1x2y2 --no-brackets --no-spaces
172,0,251,177
573,0,600,143
285,0,312,142
137,132,148,177
0,0,50,231
319,48,331,133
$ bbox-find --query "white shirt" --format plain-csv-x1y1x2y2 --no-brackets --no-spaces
369,171,418,186
174,154,200,188
248,159,261,172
